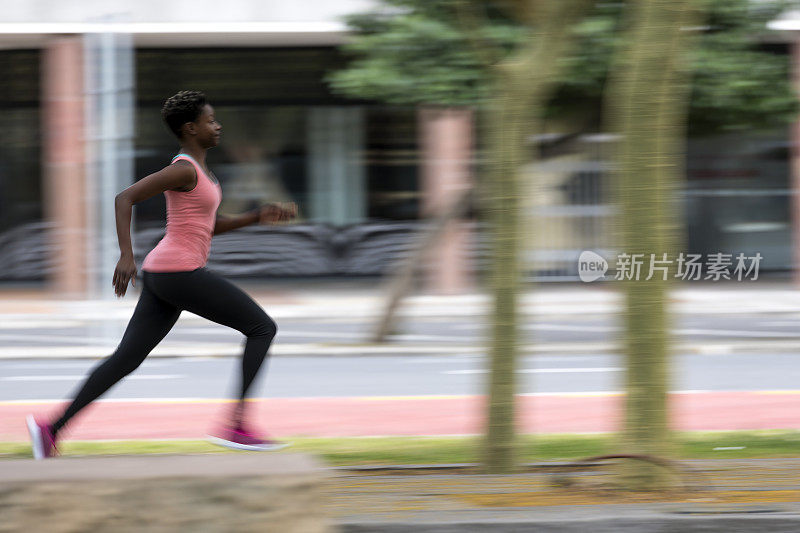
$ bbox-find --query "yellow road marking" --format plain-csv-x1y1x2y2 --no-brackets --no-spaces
2,390,799,407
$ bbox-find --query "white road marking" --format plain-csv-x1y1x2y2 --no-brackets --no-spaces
1,374,184,382
461,322,800,339
0,332,119,345
676,328,800,338
519,367,623,374
443,367,622,375
5,361,171,370
0,320,85,329
177,327,364,340
528,356,598,362
526,324,618,333
398,356,481,363
388,334,476,342
759,321,800,327
454,323,616,333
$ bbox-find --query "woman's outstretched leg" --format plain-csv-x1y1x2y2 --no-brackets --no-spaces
146,268,283,450
237,311,277,399
47,283,180,440
147,268,277,402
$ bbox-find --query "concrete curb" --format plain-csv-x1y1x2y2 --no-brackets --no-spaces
332,462,606,473
338,515,800,533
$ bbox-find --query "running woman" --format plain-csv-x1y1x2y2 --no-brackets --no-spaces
27,90,297,459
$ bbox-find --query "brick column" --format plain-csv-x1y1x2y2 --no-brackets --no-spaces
42,36,87,298
419,106,474,294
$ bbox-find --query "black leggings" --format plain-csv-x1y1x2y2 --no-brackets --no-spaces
52,267,277,434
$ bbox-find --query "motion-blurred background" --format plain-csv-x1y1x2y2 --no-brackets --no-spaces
4,0,800,504
0,0,797,296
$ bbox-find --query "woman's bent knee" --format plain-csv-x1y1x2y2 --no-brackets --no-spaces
247,314,277,339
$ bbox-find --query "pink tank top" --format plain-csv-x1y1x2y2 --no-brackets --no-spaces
142,154,222,273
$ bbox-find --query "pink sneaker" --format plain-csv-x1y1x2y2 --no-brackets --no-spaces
26,415,58,460
207,423,289,452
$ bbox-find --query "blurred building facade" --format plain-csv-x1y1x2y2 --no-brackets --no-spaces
0,1,796,296
0,0,452,298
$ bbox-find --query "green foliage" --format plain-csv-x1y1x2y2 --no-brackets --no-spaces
330,0,797,133
547,0,797,132
688,0,797,132
328,0,523,106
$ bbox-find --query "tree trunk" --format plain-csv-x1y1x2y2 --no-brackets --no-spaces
370,187,473,343
606,0,701,489
481,0,592,474
482,75,529,474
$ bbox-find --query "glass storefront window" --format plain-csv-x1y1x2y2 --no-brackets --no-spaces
365,107,419,221
0,50,41,234
685,130,791,271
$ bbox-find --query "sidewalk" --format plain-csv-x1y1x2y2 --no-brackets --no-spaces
327,459,800,532
0,281,800,359
5,280,800,317
2,281,800,359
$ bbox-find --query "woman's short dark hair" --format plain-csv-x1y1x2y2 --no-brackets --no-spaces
161,90,207,138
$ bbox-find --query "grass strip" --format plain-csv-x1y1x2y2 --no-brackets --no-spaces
1,431,798,464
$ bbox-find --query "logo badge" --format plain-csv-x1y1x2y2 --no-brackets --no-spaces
578,251,608,283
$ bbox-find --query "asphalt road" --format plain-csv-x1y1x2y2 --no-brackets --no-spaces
1,351,797,402
2,308,799,402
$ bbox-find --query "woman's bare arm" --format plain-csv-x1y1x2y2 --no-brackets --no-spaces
213,211,260,236
114,162,195,256
112,162,195,296
213,203,298,236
